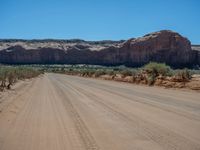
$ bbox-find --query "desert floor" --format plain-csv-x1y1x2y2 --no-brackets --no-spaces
0,73,200,150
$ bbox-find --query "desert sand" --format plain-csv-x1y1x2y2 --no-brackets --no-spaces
0,73,200,150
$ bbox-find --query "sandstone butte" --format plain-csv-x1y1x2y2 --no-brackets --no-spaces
0,30,199,68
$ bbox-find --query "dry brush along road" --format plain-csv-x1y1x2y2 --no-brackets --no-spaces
0,73,200,150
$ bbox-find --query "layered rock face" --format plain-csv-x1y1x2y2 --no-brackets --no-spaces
118,30,198,67
192,45,200,65
0,30,199,68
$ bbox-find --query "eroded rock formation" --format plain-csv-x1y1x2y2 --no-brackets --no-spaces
0,30,199,68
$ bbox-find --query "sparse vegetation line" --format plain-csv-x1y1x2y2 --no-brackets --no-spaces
39,62,200,90
0,65,43,91
1,63,199,91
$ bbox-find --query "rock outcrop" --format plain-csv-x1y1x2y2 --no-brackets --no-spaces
0,30,199,68
118,30,198,67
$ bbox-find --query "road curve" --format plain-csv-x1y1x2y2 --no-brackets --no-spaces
0,73,200,150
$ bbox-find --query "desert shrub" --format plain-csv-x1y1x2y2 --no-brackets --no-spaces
175,69,191,81
15,67,41,79
120,70,133,77
0,66,42,90
129,69,139,77
7,69,16,89
143,62,171,85
147,74,156,86
143,62,171,76
88,70,95,77
81,69,95,77
189,69,200,75
94,70,106,77
130,70,140,82
107,70,116,76
0,68,7,90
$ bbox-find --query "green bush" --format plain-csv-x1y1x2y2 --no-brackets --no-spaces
143,62,171,86
120,70,133,77
94,70,106,77
175,69,191,81
147,75,156,86
143,62,171,76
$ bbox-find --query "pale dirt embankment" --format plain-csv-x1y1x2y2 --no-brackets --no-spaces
0,73,200,150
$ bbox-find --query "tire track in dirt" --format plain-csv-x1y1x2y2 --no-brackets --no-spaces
58,75,200,121
49,76,100,150
51,74,200,150
1,73,200,150
0,77,43,150
73,86,200,150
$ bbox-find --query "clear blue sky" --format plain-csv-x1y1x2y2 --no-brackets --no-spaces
0,0,199,43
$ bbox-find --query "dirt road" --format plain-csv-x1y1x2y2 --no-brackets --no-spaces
0,73,200,150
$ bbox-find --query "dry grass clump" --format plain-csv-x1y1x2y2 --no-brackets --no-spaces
174,69,191,82
0,66,42,90
143,62,171,85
